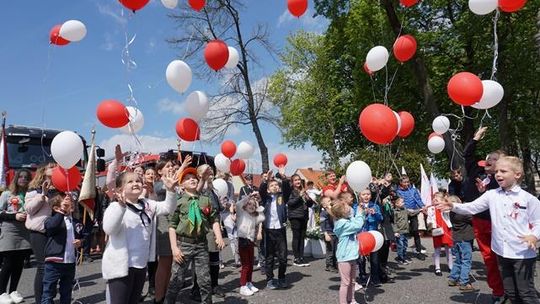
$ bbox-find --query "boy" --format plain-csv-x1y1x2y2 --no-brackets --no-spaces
393,197,411,265
320,196,337,272
165,168,225,304
259,166,291,289
437,157,540,304
447,195,475,292
42,193,83,304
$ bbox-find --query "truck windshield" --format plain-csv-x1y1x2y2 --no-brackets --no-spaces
6,136,55,169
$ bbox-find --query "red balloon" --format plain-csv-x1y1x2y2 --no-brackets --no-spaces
97,100,129,128
51,166,82,192
429,132,442,140
398,111,415,138
358,104,399,145
119,0,150,11
363,62,373,76
499,0,527,12
204,40,229,71
175,118,200,142
221,140,237,158
400,0,419,7
447,72,483,106
273,153,288,167
358,232,376,256
50,25,70,46
288,0,308,18
230,159,246,176
393,35,417,63
188,0,206,11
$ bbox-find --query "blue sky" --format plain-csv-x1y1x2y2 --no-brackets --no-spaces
0,0,328,173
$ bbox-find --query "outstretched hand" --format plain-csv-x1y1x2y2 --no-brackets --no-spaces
179,155,193,173
278,165,286,177
433,198,453,211
473,127,488,141
162,169,179,192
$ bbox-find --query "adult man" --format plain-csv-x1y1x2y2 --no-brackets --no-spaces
239,174,258,200
463,127,505,304
322,170,348,199
396,175,426,259
448,168,465,201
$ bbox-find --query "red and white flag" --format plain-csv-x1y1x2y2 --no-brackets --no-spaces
420,164,431,206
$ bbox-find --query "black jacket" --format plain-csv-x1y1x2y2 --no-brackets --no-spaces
462,140,499,220
450,211,474,242
286,189,314,220
44,212,83,263
259,174,291,228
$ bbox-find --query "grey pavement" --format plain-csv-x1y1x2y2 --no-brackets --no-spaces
15,233,540,304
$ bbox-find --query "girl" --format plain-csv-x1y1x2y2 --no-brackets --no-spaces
287,174,315,267
429,192,453,276
0,169,32,304
333,200,365,304
24,163,56,304
102,166,180,304
359,189,383,286
141,167,157,200
236,193,265,296
141,166,157,299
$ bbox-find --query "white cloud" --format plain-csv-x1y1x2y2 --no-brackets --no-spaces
277,8,329,34
98,134,178,159
157,98,184,115
97,3,128,25
100,32,117,51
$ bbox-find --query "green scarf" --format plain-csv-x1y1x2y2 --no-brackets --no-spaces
187,197,203,235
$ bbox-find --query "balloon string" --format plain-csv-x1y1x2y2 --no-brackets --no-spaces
490,9,500,81
383,65,389,105
181,28,195,61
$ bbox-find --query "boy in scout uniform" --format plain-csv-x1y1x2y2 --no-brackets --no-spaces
165,167,225,304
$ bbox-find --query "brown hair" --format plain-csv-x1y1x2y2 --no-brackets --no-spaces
447,195,462,205
49,193,66,209
28,163,55,190
8,169,31,194
331,201,350,220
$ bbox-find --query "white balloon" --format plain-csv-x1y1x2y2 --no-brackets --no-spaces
185,91,209,121
432,116,450,135
366,46,389,72
236,141,255,159
346,161,372,193
428,136,445,154
51,131,84,169
59,20,87,42
393,111,402,136
468,0,498,15
225,47,239,69
166,60,192,93
214,153,231,173
119,106,145,134
472,80,504,110
212,178,228,198
161,0,178,9
369,231,384,252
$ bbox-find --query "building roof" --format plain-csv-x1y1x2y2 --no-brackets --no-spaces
295,168,326,189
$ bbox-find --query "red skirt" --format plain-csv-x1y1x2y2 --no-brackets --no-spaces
432,209,453,248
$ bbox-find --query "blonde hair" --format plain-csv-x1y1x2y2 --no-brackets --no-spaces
433,192,445,201
29,163,54,190
331,200,350,220
447,195,462,205
496,156,524,176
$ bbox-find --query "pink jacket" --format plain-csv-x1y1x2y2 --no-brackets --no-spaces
24,190,52,233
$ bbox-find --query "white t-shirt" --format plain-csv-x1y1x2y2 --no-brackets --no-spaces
125,202,155,269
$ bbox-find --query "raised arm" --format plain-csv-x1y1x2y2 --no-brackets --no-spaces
450,192,490,215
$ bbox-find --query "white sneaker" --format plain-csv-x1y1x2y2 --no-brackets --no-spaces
247,282,259,293
9,292,22,304
0,293,13,304
239,286,254,296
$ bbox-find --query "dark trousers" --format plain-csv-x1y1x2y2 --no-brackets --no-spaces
379,240,391,268
166,242,211,304
41,262,75,304
325,235,337,268
290,218,307,260
107,267,147,304
264,228,287,281
147,261,157,290
408,215,422,252
0,250,26,294
191,251,221,295
497,255,540,304
30,231,47,304
358,252,381,284
238,238,255,286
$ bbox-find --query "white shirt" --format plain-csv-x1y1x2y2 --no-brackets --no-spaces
453,185,540,259
267,195,282,229
63,216,76,264
125,202,154,269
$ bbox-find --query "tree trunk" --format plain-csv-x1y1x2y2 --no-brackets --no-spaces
518,132,537,195
380,0,463,170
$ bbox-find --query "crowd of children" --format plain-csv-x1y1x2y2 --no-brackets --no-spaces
0,127,539,304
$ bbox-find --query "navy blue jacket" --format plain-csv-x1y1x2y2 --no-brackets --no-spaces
259,175,291,229
44,212,84,263
320,208,335,235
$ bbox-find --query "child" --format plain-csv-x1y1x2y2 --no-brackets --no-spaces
235,193,265,296
102,168,179,304
320,196,337,272
447,195,475,292
41,193,83,304
338,191,359,216
429,193,453,276
259,167,291,290
358,189,383,286
333,200,365,304
166,167,225,304
437,156,540,304
392,197,410,264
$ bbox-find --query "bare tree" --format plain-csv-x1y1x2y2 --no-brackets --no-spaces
168,0,279,171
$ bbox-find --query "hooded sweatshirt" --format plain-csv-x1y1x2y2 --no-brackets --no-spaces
333,213,365,262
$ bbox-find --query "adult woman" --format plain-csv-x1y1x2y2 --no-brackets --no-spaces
287,174,314,267
24,163,56,304
0,169,32,304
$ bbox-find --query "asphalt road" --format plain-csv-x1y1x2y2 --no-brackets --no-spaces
14,234,540,304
